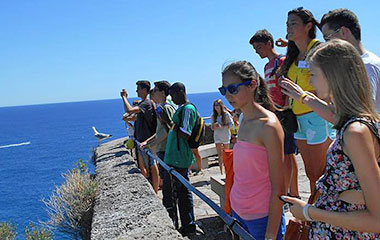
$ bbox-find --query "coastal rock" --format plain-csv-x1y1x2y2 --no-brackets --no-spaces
91,138,183,240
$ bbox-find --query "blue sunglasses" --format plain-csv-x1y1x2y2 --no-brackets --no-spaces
218,80,252,96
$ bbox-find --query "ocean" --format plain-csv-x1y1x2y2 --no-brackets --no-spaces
0,92,228,239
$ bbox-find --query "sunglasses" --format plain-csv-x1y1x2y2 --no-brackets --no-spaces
323,28,341,41
218,80,252,96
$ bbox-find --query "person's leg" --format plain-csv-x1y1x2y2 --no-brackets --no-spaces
176,168,195,234
150,162,159,193
283,154,292,194
288,153,299,197
156,152,165,188
283,131,299,197
215,143,224,174
162,168,179,229
224,142,230,150
137,150,148,177
191,148,202,171
295,112,335,194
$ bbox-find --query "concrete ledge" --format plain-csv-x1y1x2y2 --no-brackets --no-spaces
210,175,226,210
91,138,183,240
191,143,217,170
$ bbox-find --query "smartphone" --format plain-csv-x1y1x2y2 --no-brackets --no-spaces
278,196,293,205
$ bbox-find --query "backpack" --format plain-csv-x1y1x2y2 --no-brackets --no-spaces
177,102,205,149
269,54,285,78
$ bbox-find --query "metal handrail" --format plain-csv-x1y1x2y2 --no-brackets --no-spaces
134,139,255,240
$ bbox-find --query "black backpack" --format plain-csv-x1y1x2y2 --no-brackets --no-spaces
177,102,205,149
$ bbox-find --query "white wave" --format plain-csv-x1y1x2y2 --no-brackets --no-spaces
0,141,31,149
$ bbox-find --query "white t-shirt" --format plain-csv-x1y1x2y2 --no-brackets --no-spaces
362,51,380,113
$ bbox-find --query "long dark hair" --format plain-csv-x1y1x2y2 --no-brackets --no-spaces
222,61,275,111
279,8,321,77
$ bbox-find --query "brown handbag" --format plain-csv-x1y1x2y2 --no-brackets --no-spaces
284,191,319,240
284,218,310,240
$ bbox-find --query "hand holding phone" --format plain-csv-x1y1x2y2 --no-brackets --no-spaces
279,196,293,205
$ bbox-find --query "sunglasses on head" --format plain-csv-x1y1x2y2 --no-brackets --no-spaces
218,80,252,96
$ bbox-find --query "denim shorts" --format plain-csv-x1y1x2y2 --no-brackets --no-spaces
294,111,336,144
138,148,156,168
232,210,286,240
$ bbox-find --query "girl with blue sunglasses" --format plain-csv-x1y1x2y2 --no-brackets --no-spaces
221,61,286,239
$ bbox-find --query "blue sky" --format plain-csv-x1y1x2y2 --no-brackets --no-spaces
1,0,380,107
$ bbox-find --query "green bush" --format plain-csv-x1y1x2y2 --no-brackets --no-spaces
43,160,98,239
25,222,53,240
0,222,17,240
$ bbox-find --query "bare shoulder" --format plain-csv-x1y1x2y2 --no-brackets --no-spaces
343,121,373,143
262,110,282,130
343,121,376,157
259,110,283,140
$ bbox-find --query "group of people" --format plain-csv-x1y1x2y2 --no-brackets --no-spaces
222,7,380,240
121,81,200,236
122,7,380,240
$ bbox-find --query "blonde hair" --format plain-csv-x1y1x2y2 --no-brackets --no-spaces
307,39,380,129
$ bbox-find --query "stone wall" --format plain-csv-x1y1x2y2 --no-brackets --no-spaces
90,138,183,240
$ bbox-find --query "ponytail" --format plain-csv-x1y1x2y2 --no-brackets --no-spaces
255,75,275,111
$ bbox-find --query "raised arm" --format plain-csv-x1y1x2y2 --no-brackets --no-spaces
120,89,140,114
280,79,335,123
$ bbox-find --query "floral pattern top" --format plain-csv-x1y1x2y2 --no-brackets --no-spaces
310,117,380,240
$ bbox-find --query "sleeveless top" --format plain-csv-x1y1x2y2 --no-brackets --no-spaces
287,39,319,115
310,117,380,239
230,140,271,220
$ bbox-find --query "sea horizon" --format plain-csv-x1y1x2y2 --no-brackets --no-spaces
0,91,220,109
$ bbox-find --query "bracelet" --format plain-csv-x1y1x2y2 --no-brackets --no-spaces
299,93,309,104
303,204,313,221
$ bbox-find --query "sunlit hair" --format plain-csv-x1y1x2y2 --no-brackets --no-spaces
279,7,320,76
212,99,227,125
307,39,380,129
222,61,275,110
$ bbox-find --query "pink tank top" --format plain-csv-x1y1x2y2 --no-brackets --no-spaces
230,140,271,220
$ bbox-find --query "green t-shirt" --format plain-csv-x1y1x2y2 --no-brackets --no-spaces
164,103,197,168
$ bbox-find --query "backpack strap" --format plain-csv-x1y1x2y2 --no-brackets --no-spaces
176,102,195,151
269,54,284,78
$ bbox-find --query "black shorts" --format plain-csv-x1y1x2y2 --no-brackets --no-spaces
284,131,297,155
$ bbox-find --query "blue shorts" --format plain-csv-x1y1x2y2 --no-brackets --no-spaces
232,210,286,240
294,111,336,145
284,131,297,155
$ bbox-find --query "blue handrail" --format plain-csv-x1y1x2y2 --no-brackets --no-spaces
134,139,256,240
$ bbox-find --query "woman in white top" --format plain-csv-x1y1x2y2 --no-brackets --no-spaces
212,99,233,174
